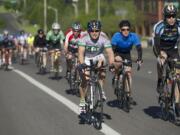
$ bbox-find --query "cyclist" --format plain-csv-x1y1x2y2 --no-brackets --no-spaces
153,4,180,118
33,29,47,69
46,22,65,72
16,30,28,62
78,20,114,112
0,33,3,67
64,22,83,78
1,30,15,69
111,20,143,102
27,33,34,58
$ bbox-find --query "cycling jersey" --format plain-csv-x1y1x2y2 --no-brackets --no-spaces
78,32,111,58
27,36,34,47
17,34,28,46
65,31,86,53
34,35,46,48
2,35,14,48
153,19,180,51
111,32,141,53
46,30,65,49
0,34,3,48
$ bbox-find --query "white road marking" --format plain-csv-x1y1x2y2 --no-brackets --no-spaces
14,69,121,135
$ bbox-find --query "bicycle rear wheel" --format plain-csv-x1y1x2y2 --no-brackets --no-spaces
171,80,180,125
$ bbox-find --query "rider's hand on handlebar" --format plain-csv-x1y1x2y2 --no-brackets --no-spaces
109,64,115,73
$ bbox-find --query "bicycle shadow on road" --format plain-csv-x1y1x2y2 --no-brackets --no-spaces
65,89,80,97
48,76,63,81
143,106,161,119
106,99,119,109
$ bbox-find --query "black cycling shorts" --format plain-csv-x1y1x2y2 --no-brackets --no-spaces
115,52,132,67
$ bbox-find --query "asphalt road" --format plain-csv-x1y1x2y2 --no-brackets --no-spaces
0,48,180,135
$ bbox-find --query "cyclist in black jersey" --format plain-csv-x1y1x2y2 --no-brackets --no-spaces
153,4,180,118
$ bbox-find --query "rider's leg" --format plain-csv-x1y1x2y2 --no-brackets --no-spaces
113,55,123,86
23,46,27,60
50,50,54,71
8,49,12,67
156,51,167,93
79,73,87,110
2,48,5,65
42,51,47,68
125,67,132,97
66,53,72,77
0,49,2,66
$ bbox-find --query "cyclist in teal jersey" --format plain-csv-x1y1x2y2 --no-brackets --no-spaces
46,22,65,71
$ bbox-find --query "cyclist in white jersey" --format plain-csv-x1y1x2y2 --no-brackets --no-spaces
78,20,114,112
16,30,28,62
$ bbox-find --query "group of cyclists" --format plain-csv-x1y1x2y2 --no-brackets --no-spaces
0,3,180,124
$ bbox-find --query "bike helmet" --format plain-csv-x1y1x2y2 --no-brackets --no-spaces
38,29,44,34
163,4,177,17
72,22,81,31
119,20,131,28
3,30,9,35
87,20,101,32
20,30,25,35
52,22,60,30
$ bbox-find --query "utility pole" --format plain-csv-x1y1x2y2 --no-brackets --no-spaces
98,0,101,21
85,0,89,15
72,0,78,18
44,0,47,33
23,0,26,10
48,6,58,23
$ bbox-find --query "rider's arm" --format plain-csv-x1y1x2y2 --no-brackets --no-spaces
132,33,143,61
136,45,142,61
59,30,65,48
33,35,38,47
64,32,71,54
78,46,85,64
111,32,119,54
105,47,114,65
78,39,86,64
152,21,164,57
153,34,161,57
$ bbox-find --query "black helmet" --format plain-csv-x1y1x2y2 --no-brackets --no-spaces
119,20,131,28
72,22,81,31
20,30,25,35
163,4,177,17
87,20,101,32
38,29,44,34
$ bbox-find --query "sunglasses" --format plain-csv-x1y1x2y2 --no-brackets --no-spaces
121,28,130,32
73,30,81,32
166,14,176,19
90,30,100,33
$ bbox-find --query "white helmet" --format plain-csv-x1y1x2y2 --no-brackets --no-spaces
3,30,9,35
52,22,60,30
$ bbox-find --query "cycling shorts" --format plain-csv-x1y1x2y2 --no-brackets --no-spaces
115,52,132,67
84,53,106,66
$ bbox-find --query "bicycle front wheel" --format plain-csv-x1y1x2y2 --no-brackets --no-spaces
93,82,103,129
160,79,171,121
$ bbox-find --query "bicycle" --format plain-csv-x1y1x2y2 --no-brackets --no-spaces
79,60,106,130
114,59,140,113
157,57,175,121
51,49,62,78
167,59,180,125
36,47,48,74
67,53,80,96
19,45,28,65
4,48,11,70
